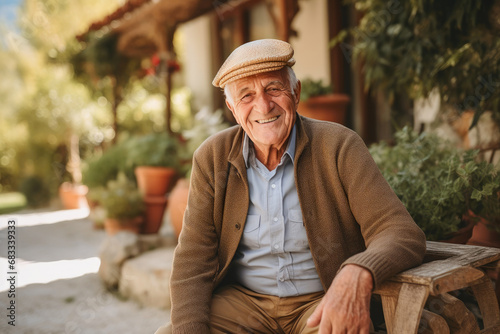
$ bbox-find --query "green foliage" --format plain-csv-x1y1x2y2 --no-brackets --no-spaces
82,142,130,189
299,78,332,101
115,81,167,136
71,32,141,95
92,173,144,220
369,127,500,240
0,0,155,202
0,193,27,214
20,0,122,55
19,176,51,208
125,132,182,170
336,0,500,126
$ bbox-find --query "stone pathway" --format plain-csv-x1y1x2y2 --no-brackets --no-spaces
0,208,170,334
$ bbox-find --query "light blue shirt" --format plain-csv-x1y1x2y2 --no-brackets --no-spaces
232,125,323,297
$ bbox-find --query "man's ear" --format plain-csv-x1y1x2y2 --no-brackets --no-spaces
294,80,302,107
226,99,239,124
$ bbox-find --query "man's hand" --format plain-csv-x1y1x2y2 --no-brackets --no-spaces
307,264,373,334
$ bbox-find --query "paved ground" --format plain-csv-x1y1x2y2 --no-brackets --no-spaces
0,207,170,334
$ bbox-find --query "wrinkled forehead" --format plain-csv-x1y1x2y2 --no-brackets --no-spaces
228,69,289,93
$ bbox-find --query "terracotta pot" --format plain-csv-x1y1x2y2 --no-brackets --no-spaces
104,217,143,236
142,195,168,234
467,220,500,248
58,182,89,209
298,94,350,124
168,179,190,238
135,166,176,196
440,219,475,244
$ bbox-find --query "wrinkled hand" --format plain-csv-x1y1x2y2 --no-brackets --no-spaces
307,264,373,334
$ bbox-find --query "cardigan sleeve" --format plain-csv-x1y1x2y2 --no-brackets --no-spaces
336,130,426,288
169,150,219,334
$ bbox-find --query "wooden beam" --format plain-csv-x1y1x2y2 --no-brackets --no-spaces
327,0,345,93
277,0,290,41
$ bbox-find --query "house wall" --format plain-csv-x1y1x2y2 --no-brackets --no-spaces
290,0,331,85
177,15,214,112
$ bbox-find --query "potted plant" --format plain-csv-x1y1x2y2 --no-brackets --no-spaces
94,173,145,235
466,163,500,248
298,78,350,124
82,140,132,228
126,132,181,196
125,132,182,234
369,127,500,243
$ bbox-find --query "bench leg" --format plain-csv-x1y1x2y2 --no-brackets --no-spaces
471,276,500,330
383,283,429,334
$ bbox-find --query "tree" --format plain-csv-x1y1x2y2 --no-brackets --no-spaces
0,0,122,197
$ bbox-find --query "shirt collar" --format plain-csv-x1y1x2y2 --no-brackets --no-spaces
243,123,297,168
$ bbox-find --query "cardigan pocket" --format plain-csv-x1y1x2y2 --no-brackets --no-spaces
240,214,261,248
285,209,309,251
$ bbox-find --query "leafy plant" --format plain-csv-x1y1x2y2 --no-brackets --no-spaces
333,0,500,126
82,141,132,189
300,78,333,101
369,127,500,240
93,173,144,220
125,132,181,170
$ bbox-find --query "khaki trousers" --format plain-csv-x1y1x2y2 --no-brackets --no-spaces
155,284,324,334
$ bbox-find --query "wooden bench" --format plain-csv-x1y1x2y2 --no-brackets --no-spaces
374,241,500,333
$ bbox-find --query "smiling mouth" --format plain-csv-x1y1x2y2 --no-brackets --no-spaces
256,116,279,124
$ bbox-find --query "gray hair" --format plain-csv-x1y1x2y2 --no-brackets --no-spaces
224,66,299,107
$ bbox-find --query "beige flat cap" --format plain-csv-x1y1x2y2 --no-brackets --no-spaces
212,39,295,88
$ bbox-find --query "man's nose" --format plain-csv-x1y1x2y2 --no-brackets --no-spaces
253,93,274,114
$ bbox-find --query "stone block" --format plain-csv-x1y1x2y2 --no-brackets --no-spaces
137,233,177,253
98,232,140,289
119,247,175,309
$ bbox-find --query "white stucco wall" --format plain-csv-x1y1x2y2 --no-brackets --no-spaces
177,15,214,111
289,0,330,85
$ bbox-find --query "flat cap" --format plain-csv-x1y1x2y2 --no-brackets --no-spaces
212,39,295,88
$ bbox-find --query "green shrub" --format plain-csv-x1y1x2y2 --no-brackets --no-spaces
19,176,51,208
82,141,131,189
125,132,181,170
93,173,144,220
299,78,332,101
370,127,500,240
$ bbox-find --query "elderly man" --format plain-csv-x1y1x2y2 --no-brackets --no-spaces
157,39,426,334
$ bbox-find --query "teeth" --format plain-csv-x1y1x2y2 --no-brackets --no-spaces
257,116,278,124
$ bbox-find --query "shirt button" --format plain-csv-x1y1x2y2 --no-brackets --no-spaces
279,277,284,282
274,244,279,249
271,184,276,189
273,217,278,222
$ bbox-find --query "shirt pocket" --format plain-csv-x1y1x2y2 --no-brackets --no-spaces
285,209,309,251
241,214,261,249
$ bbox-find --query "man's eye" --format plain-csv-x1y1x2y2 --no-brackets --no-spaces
267,88,282,96
241,94,252,102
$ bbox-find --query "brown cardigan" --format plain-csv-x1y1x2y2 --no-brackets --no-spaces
170,115,426,334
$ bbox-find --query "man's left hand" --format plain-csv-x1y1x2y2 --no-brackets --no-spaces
307,264,373,334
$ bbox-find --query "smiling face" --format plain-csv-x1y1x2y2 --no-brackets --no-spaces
225,68,301,156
